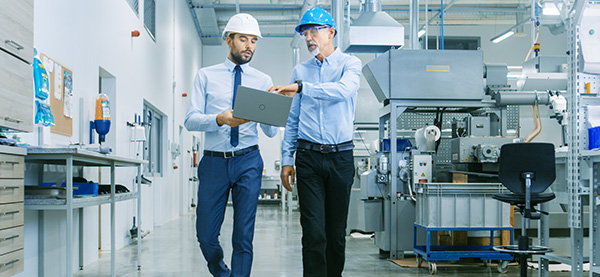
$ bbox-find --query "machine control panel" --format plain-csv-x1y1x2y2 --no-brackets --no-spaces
413,155,432,185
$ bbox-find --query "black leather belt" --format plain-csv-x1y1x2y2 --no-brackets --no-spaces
204,145,259,159
296,139,354,154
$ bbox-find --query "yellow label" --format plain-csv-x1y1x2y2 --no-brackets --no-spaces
426,65,450,72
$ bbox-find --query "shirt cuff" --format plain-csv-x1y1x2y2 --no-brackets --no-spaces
210,114,221,130
282,156,295,167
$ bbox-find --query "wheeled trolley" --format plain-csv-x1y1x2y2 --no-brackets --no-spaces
413,224,514,275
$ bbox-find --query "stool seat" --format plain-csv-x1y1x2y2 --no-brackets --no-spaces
493,245,554,255
492,192,556,206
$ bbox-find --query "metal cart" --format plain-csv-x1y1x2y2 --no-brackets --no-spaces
413,224,514,275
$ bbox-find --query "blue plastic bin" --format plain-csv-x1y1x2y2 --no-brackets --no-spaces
589,126,600,150
381,138,412,152
40,182,99,196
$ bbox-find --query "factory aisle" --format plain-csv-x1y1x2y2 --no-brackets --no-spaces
74,205,571,276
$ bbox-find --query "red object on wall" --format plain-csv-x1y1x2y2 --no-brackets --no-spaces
131,30,140,37
182,93,188,97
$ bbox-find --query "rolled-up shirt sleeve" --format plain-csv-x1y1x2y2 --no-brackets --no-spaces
301,56,362,102
184,70,221,132
281,91,301,166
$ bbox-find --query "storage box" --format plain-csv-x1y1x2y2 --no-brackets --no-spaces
40,182,98,196
589,126,600,150
381,138,412,152
415,183,510,228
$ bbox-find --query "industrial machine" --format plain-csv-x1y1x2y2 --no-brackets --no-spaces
359,49,567,259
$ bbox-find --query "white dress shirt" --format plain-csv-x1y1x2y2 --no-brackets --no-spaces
185,58,278,151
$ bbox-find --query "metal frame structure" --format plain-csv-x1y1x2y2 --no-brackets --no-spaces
538,1,600,276
24,148,144,277
378,100,499,259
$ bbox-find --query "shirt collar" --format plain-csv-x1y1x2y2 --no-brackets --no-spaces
313,48,341,66
225,58,249,73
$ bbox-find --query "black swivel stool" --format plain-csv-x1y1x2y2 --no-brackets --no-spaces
492,143,556,276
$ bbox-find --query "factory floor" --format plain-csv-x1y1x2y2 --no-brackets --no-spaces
75,205,572,276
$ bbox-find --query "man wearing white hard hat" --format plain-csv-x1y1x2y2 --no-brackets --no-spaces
184,13,277,277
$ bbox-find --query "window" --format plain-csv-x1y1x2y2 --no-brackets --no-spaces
422,36,480,50
125,0,139,16
143,103,164,175
144,0,156,40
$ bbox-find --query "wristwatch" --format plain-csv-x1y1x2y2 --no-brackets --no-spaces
294,80,303,93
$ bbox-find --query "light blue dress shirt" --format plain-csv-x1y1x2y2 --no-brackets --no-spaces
282,48,362,166
184,59,278,151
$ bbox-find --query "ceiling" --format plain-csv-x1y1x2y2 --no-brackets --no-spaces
189,0,547,44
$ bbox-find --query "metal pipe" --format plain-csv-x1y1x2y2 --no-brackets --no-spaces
409,0,420,49
440,0,444,49
332,0,344,49
290,0,317,49
364,0,381,12
346,0,351,29
495,91,550,106
531,0,536,47
293,47,300,66
425,0,429,49
199,4,530,14
425,0,458,26
188,0,204,37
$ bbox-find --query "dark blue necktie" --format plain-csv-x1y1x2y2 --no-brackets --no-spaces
231,65,241,147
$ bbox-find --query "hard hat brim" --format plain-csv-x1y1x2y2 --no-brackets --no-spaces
222,31,263,41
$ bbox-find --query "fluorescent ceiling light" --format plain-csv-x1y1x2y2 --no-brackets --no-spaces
491,31,515,43
418,29,426,38
542,2,560,16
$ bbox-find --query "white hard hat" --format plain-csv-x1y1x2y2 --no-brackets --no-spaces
222,13,262,40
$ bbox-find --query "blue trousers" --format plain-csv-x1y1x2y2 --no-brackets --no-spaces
196,149,263,277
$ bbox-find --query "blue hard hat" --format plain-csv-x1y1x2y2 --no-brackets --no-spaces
295,7,337,35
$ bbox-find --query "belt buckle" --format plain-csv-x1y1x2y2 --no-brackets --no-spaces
224,151,234,158
319,145,333,154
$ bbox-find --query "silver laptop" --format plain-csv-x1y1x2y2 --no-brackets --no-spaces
233,86,293,127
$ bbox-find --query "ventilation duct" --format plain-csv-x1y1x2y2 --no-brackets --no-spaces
190,0,223,45
343,0,404,53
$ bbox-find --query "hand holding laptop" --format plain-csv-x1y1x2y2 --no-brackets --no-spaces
216,110,249,128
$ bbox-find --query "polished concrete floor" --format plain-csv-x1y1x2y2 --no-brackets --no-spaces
75,205,573,276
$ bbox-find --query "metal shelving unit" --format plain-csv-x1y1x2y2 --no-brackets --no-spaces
539,1,600,276
24,148,144,277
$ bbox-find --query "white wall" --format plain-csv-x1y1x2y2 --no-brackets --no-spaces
18,0,203,276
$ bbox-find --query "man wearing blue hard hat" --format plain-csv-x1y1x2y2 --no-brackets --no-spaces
268,7,362,277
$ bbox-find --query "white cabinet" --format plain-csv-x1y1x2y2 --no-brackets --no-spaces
0,145,26,276
0,0,34,133
0,0,34,63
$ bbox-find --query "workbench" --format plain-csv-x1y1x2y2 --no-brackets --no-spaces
24,148,144,277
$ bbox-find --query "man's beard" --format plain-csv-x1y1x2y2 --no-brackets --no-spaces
231,50,252,65
307,41,320,56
